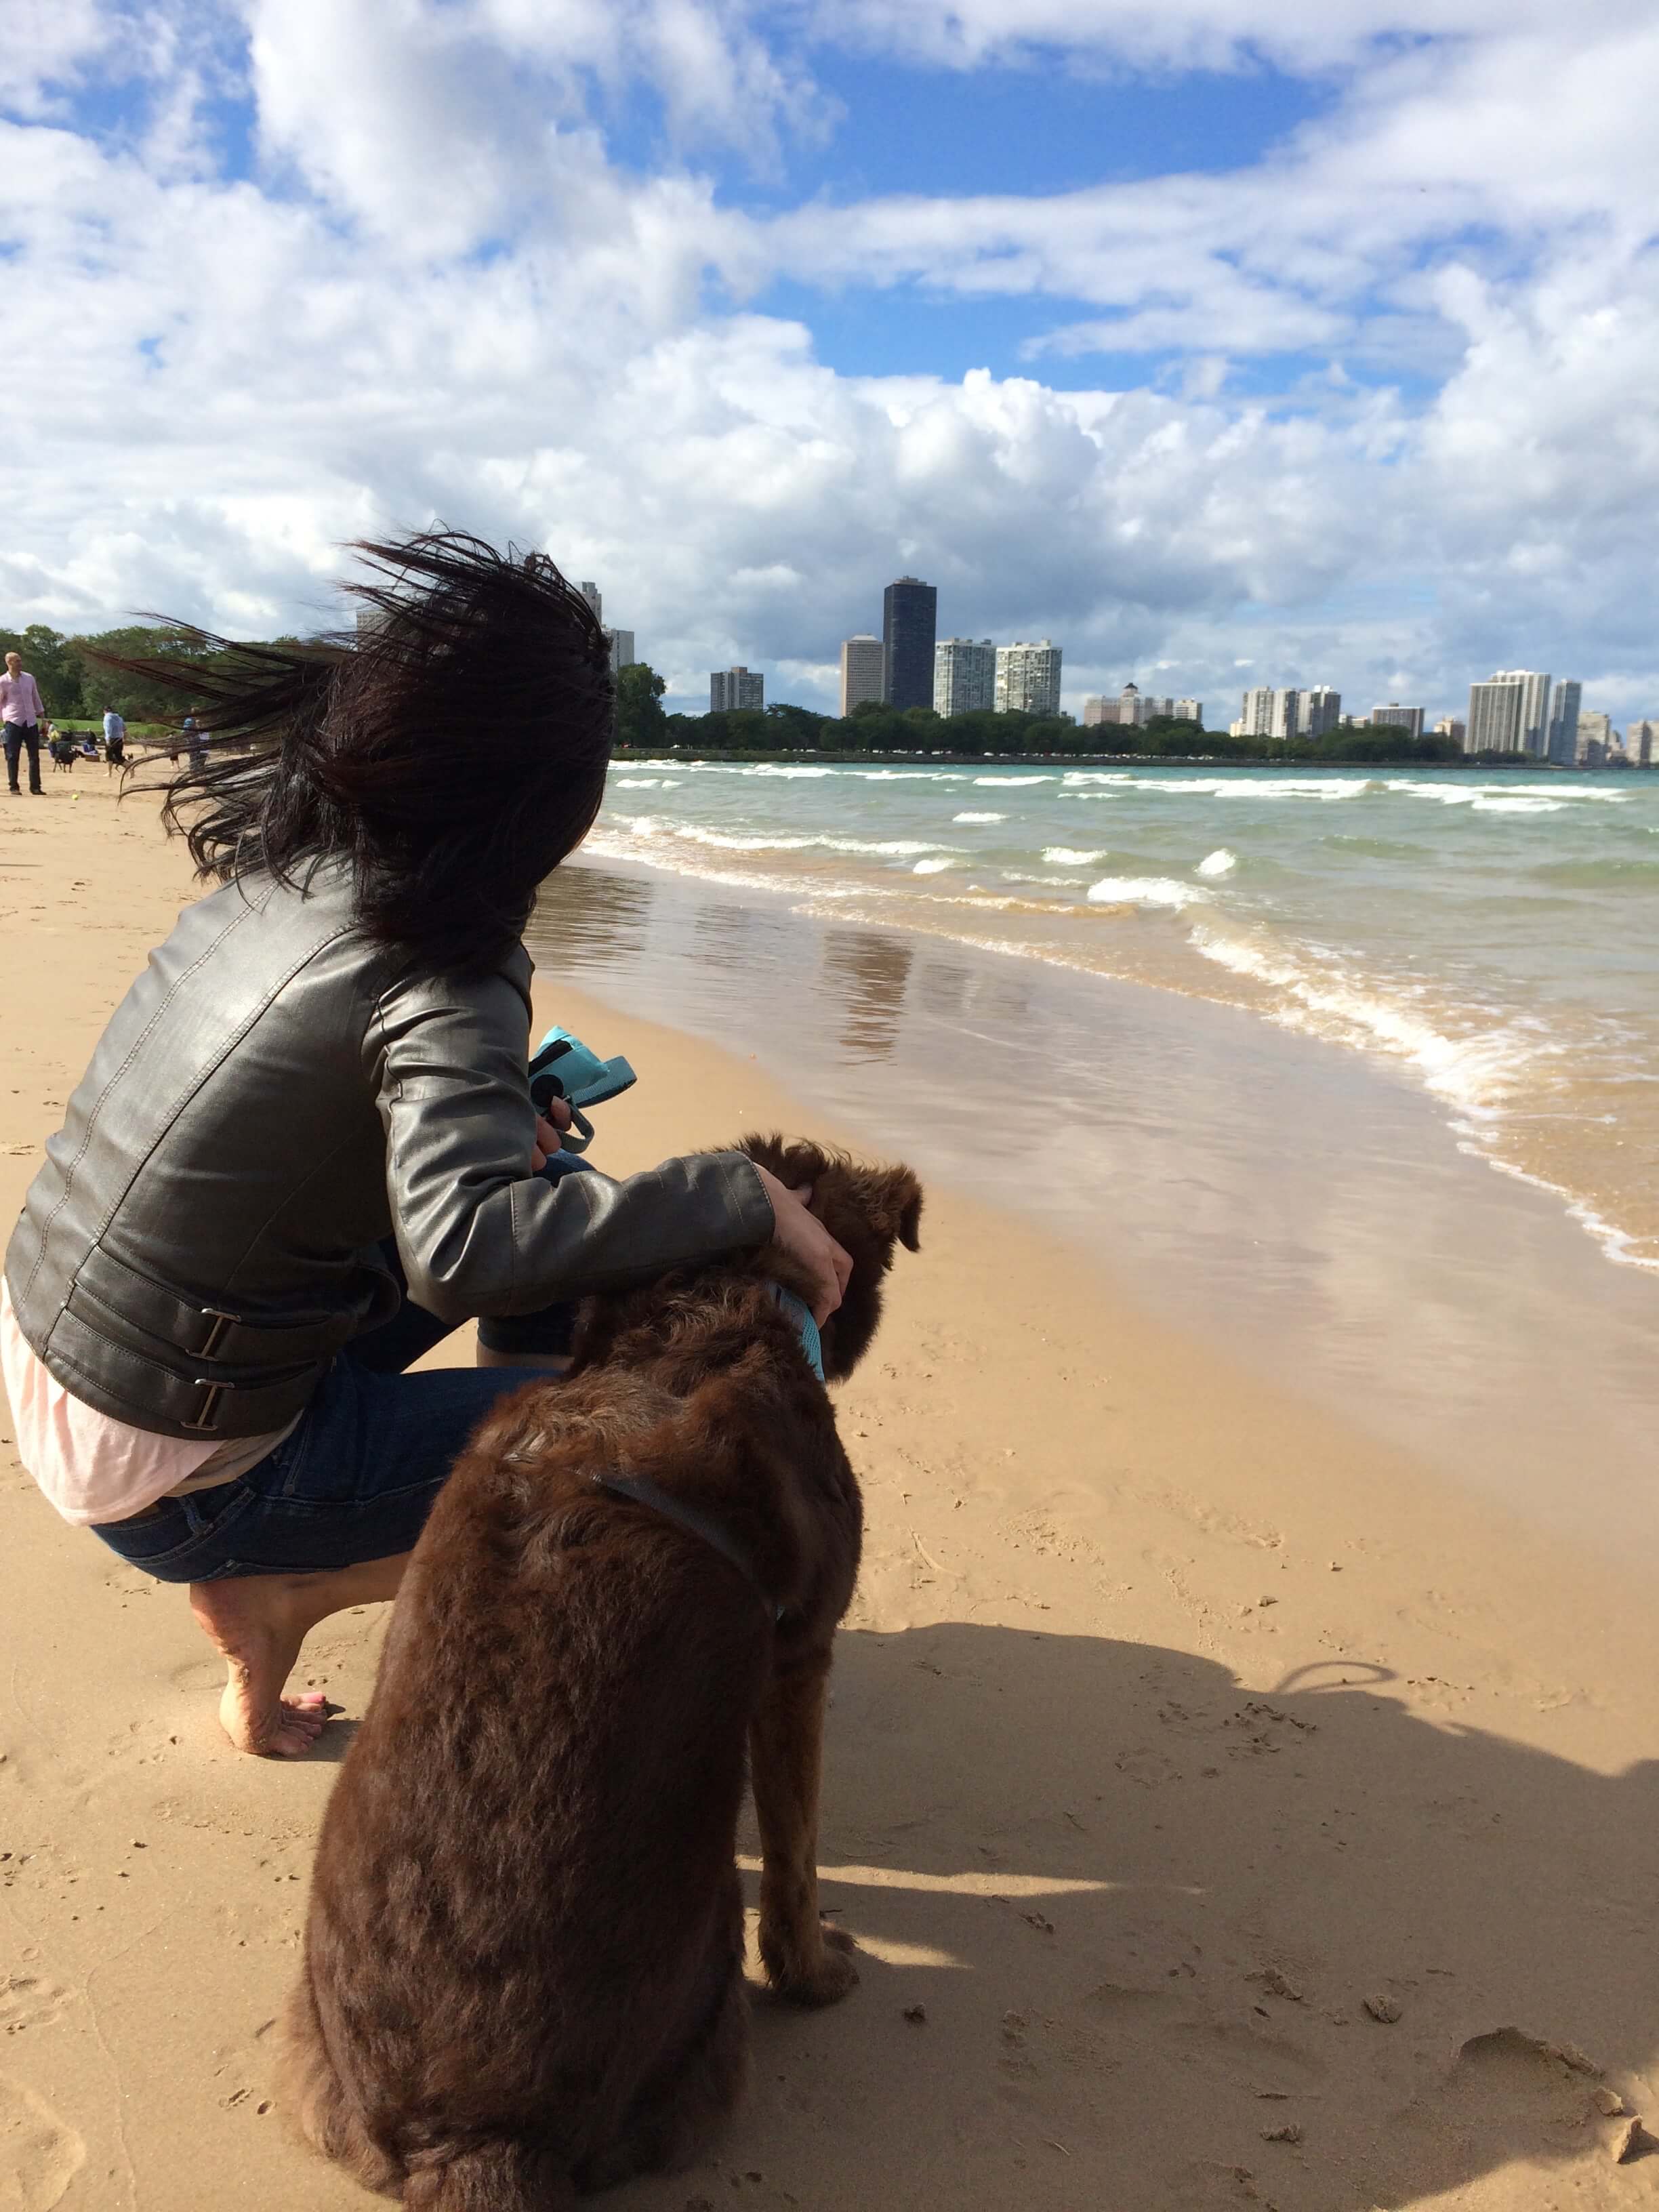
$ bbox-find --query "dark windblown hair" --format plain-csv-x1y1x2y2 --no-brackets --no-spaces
89,531,615,972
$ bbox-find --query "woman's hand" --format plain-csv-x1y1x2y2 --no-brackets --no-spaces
530,1097,573,1170
752,1164,853,1324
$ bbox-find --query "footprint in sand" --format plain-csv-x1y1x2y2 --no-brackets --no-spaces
0,1979,72,2037
0,2076,86,2210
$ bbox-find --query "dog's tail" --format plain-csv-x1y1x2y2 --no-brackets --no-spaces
404,2139,575,2211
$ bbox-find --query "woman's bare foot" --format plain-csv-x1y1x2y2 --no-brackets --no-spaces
188,1553,410,1757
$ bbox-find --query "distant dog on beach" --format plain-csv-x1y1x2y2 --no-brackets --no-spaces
278,1137,922,2210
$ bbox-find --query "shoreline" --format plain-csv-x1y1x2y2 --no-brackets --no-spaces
535,852,1657,1568
4,790,1659,2210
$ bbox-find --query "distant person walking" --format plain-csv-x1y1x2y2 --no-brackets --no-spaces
103,706,126,771
182,710,207,773
1,650,45,796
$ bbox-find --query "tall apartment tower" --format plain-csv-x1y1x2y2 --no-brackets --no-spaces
1486,670,1553,755
1082,696,1119,726
1271,689,1302,741
1294,686,1340,737
1466,676,1525,753
710,666,764,712
1548,679,1582,765
839,636,885,716
934,638,996,716
1240,686,1276,737
1175,697,1204,724
1626,718,1658,768
579,581,602,623
995,640,1063,717
1371,703,1425,737
1576,710,1614,764
882,577,938,711
605,629,635,675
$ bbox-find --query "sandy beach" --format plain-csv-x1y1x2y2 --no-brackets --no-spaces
5,783,1659,2212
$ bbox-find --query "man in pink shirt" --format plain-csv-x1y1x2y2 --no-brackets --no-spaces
2,650,46,795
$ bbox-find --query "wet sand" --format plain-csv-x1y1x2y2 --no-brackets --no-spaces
4,790,1659,2211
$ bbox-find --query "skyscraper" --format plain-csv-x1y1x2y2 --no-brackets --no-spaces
994,641,1063,717
1548,679,1582,765
1371,703,1425,737
1626,718,1658,768
1174,698,1204,724
1576,710,1614,764
1299,686,1342,737
839,636,885,716
710,666,764,712
1271,689,1302,741
605,629,635,675
934,638,996,716
1496,670,1553,755
579,581,602,623
1240,686,1275,737
1466,676,1525,753
882,577,938,711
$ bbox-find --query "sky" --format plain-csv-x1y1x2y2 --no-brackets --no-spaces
4,1,1658,724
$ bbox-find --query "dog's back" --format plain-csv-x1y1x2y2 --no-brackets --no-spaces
281,1372,786,2205
281,1141,920,2207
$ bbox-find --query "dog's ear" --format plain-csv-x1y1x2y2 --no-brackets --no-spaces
878,1166,923,1252
739,1132,831,1191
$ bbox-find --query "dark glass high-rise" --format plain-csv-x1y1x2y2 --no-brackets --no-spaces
882,577,938,712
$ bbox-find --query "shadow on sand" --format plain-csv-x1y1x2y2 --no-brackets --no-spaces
624,1620,1659,2211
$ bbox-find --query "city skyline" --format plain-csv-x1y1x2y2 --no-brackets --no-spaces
681,609,1644,750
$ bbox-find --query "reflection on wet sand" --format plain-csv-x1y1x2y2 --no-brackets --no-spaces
820,930,914,1061
693,901,764,970
529,863,657,968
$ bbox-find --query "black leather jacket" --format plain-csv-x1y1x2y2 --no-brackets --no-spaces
3,863,773,1439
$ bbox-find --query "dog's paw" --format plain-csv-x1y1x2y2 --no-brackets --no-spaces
769,1927,859,2008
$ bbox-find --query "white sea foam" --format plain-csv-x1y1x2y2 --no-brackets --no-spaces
1386,778,1631,805
1196,848,1237,876
1086,876,1208,910
737,762,837,778
973,774,1054,786
1043,846,1107,867
1187,923,1532,1118
1087,776,1375,802
912,856,955,875
613,777,660,787
954,811,1006,823
671,825,818,852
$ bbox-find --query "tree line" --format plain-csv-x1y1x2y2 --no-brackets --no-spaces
616,664,1464,762
0,620,281,724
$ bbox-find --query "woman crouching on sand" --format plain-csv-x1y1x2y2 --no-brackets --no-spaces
0,532,850,1757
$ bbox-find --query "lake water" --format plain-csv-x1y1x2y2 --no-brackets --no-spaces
591,760,1659,1275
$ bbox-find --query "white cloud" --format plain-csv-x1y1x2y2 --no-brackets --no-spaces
1,0,1657,724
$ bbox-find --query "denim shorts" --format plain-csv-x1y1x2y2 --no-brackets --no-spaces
89,1155,596,1584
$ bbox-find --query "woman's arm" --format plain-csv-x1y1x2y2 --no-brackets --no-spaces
367,962,781,1324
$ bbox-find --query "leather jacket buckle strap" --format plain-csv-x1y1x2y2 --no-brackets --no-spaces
183,1378,229,1432
197,1307,238,1359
